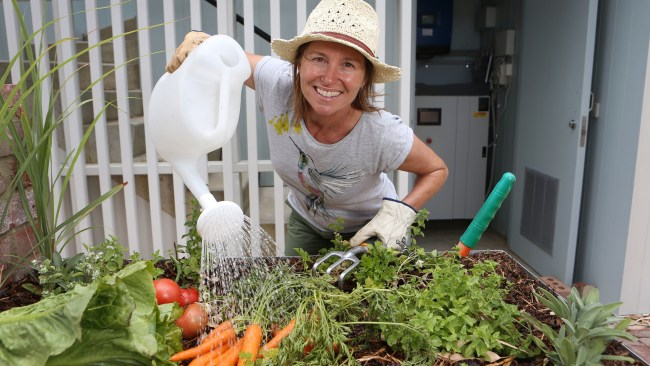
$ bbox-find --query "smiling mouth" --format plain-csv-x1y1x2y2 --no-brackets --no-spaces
315,87,341,98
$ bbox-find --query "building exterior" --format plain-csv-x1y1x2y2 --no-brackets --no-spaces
1,0,648,313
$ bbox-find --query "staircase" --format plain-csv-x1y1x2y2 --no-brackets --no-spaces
1,15,287,232
75,18,245,220
77,17,144,165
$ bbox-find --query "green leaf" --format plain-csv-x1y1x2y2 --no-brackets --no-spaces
0,282,98,365
0,262,177,366
558,337,576,364
582,287,600,305
575,345,587,365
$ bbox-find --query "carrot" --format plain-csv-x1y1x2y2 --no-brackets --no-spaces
201,320,234,344
187,342,230,366
205,338,244,366
170,326,236,362
303,339,341,356
237,323,263,366
261,319,296,351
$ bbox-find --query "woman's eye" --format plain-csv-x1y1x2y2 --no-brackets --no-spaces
305,55,324,63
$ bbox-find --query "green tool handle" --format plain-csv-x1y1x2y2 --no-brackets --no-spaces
458,172,516,257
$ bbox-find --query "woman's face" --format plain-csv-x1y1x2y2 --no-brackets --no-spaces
298,41,367,121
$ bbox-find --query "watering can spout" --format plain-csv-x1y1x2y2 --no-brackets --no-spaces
146,35,250,239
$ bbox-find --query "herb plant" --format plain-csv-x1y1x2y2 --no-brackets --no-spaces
26,235,164,296
219,247,539,364
366,251,537,361
523,286,636,365
352,242,404,288
171,199,203,286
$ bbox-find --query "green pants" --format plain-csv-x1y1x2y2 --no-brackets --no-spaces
284,210,355,256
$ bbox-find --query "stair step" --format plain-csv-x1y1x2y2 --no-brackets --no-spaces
47,36,139,65
1,57,140,94
85,116,146,164
85,18,139,41
76,61,141,91
80,88,143,124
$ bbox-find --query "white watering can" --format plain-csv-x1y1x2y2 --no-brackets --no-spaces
147,35,251,241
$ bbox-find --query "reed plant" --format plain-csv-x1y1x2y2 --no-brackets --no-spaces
0,0,154,286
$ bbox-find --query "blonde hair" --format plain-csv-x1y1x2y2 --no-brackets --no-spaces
291,43,381,125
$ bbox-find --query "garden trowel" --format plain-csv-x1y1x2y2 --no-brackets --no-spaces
457,172,516,257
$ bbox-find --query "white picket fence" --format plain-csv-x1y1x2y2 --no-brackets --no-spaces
1,0,413,258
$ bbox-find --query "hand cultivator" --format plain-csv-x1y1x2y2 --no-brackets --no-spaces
312,245,369,289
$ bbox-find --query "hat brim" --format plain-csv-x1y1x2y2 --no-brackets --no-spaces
271,34,401,84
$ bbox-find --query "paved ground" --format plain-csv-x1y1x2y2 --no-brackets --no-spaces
620,315,650,365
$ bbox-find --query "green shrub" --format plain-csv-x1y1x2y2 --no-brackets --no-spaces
523,287,636,365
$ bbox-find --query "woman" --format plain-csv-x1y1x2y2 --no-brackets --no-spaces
167,0,448,255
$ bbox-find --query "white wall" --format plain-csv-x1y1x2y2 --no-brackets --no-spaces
575,0,650,312
620,36,650,314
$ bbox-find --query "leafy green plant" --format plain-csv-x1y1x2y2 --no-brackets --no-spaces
0,0,136,276
369,254,537,361
523,286,636,365
409,208,429,246
27,235,127,296
0,261,182,365
26,235,166,297
352,242,403,288
294,247,314,272
222,245,539,364
170,198,203,286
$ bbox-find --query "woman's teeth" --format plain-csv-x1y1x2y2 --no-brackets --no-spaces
316,88,341,98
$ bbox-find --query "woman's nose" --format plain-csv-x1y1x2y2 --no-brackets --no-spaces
320,64,338,83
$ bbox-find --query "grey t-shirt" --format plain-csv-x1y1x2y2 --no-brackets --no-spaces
254,56,413,232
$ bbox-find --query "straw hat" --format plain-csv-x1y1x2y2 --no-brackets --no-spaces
271,0,401,83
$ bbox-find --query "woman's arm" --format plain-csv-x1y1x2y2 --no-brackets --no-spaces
244,52,265,90
398,135,449,210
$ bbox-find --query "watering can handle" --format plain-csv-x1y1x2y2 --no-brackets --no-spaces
457,172,516,257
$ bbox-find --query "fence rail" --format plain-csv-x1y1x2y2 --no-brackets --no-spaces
1,0,412,258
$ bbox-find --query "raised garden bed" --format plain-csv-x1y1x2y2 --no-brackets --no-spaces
0,250,643,365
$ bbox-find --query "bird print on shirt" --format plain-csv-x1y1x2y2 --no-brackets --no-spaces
288,137,363,218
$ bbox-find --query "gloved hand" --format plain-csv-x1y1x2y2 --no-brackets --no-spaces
349,198,417,250
165,31,211,73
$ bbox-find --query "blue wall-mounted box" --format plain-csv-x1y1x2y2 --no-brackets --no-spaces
416,0,453,58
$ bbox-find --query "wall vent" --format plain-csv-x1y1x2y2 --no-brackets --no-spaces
520,167,558,255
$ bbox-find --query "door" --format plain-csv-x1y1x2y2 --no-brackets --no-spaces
508,0,598,285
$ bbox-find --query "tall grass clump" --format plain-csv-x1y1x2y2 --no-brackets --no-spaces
0,0,160,286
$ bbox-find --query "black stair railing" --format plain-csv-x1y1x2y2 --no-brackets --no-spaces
204,0,271,43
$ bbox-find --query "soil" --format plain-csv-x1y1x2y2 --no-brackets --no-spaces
0,251,641,365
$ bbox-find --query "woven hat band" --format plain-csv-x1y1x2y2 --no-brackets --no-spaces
315,32,376,58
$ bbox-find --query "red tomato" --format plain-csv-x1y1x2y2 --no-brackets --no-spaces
185,287,199,304
180,287,199,307
179,288,190,307
175,303,208,338
153,278,182,305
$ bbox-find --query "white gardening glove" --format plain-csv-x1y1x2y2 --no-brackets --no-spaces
165,30,211,73
349,198,417,250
